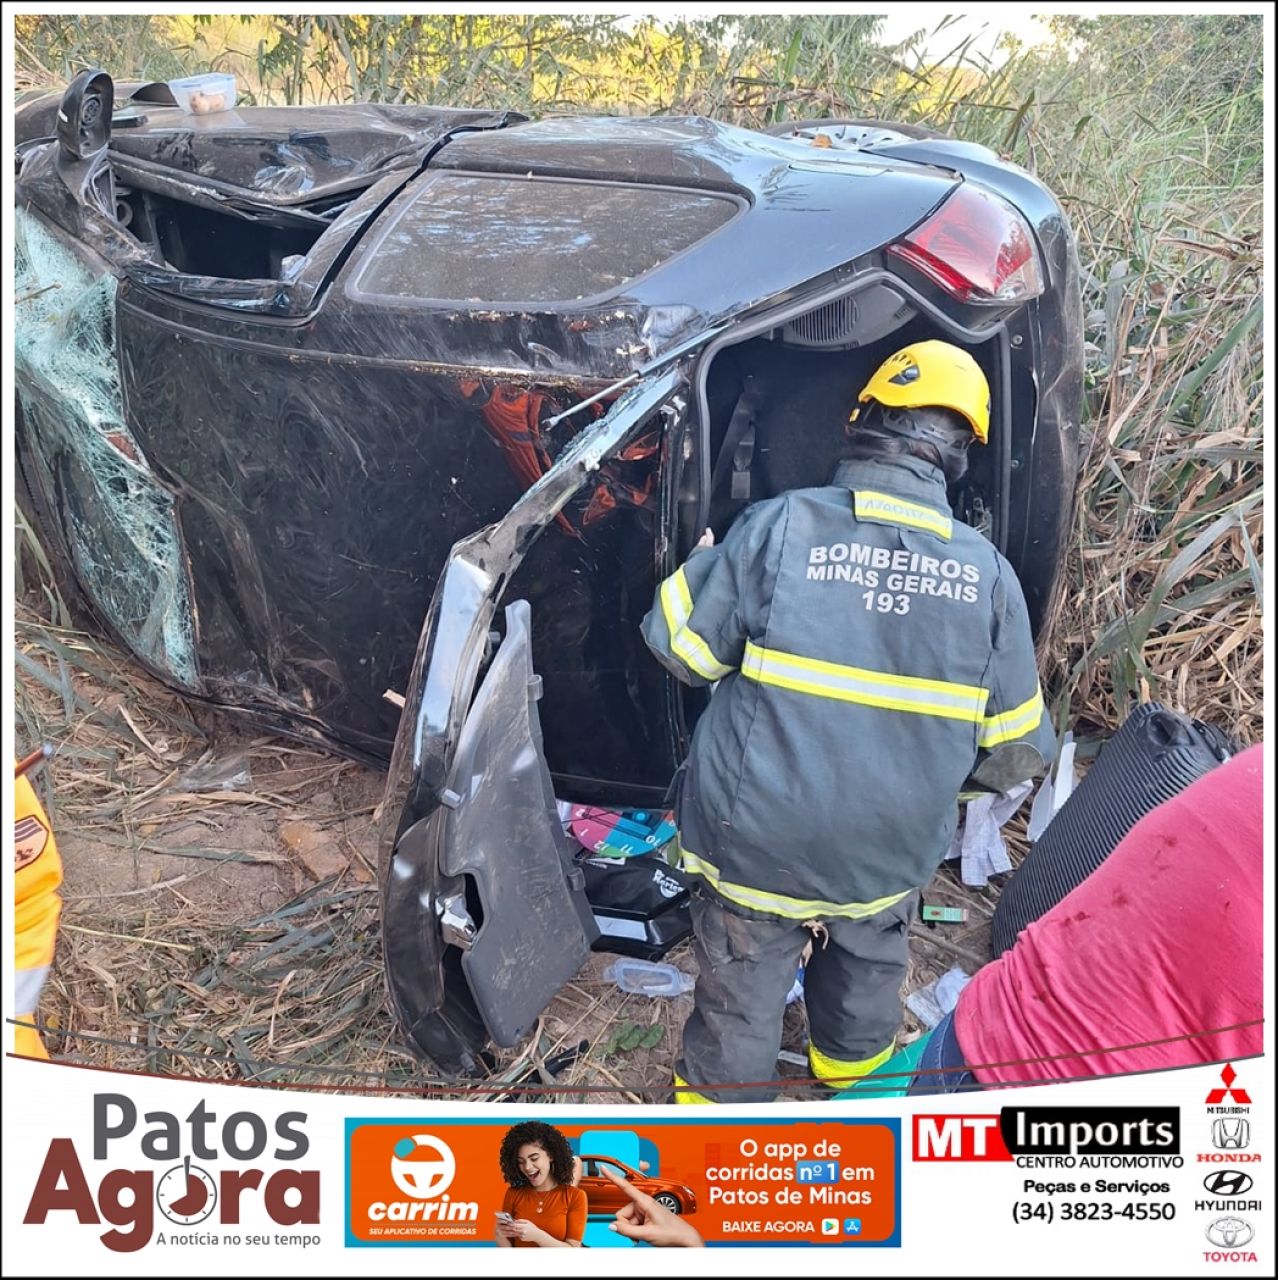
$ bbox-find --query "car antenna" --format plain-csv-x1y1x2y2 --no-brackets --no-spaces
544,323,729,428
544,373,640,427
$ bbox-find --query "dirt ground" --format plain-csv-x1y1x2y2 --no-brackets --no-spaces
15,596,1021,1101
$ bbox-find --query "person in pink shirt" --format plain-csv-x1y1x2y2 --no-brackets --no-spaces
911,742,1263,1092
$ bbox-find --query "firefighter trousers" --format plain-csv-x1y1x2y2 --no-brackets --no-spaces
675,885,918,1103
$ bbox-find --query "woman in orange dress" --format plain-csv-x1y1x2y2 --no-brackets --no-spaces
494,1121,586,1248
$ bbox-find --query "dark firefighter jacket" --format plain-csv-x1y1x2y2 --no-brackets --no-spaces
641,455,1055,921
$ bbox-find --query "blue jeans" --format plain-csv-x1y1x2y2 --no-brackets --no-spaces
907,1010,978,1095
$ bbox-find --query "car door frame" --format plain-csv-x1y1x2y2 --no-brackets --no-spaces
379,366,689,1074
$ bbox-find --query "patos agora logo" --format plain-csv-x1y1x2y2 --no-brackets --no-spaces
22,1094,319,1253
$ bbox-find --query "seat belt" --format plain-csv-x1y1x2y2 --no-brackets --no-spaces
710,376,760,507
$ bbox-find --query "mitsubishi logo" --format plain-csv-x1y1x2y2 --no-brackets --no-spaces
1205,1064,1252,1105
1203,1170,1253,1196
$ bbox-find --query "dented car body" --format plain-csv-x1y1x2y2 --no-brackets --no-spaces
14,75,1082,1073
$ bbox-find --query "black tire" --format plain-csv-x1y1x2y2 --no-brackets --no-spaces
763,117,949,141
654,1192,681,1214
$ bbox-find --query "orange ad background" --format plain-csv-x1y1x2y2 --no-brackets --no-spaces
347,1117,899,1247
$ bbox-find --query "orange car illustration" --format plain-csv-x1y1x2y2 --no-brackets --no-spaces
577,1155,697,1216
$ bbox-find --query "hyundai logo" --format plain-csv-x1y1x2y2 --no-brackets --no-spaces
1203,1170,1253,1196
1205,1218,1254,1249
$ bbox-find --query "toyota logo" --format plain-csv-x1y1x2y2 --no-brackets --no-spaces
1205,1218,1254,1249
1203,1170,1253,1197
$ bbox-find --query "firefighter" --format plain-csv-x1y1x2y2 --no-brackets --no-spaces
14,762,64,1059
641,339,1055,1102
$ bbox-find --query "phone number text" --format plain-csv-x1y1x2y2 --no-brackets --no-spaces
1012,1202,1175,1224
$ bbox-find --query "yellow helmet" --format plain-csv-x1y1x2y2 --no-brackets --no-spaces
851,340,990,444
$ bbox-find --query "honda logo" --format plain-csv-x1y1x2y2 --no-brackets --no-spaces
1203,1170,1253,1196
1211,1118,1251,1149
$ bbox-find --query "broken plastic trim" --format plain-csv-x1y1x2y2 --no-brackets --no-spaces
379,365,684,1071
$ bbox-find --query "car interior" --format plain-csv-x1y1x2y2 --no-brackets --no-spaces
696,303,1001,552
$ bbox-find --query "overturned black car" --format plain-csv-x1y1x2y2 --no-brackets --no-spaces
14,72,1083,1074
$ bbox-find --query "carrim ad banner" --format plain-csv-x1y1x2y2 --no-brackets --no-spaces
0,1053,1271,1274
345,1116,899,1247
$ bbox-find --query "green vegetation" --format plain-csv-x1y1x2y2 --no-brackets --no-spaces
14,13,1263,743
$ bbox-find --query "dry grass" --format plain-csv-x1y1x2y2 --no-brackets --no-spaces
1041,186,1263,748
15,597,1000,1099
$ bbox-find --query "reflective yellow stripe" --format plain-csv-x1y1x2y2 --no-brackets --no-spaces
854,489,953,540
979,688,1045,747
809,1041,896,1086
741,641,989,724
659,567,733,680
673,1074,716,1104
678,839,911,921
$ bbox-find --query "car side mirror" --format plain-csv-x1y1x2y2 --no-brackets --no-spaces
54,69,118,221
57,69,113,161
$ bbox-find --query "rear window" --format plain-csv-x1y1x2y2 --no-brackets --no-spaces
352,172,740,304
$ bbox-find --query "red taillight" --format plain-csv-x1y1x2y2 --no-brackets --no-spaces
888,183,1043,303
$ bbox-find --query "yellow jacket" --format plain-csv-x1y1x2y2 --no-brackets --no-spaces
14,772,63,1058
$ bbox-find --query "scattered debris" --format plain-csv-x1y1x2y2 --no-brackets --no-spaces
1028,732,1078,842
10,593,1052,1097
785,967,805,1005
921,904,969,925
905,965,971,1029
176,750,253,793
603,958,695,997
945,780,1034,887
604,1021,666,1054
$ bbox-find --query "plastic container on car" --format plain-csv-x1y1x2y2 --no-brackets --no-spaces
167,73,236,116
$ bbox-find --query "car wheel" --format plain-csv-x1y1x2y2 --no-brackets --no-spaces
654,1192,681,1214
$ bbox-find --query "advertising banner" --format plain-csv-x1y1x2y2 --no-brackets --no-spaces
346,1117,899,1247
3,1055,1273,1273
